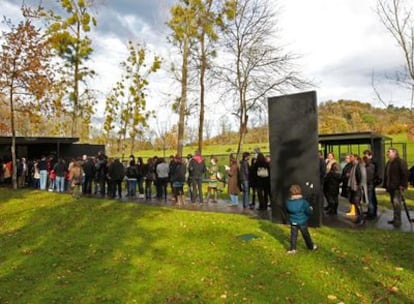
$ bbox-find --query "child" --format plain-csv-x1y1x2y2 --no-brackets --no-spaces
206,156,219,203
285,184,317,254
323,163,342,214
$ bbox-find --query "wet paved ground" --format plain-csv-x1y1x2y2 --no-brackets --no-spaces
119,193,414,233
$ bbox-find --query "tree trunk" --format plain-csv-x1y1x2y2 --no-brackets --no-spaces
177,38,189,157
235,76,249,160
236,116,248,160
9,86,18,190
197,0,213,154
198,35,206,154
130,136,135,156
72,20,81,138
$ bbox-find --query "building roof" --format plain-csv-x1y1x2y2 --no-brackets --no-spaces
318,132,392,145
0,136,79,145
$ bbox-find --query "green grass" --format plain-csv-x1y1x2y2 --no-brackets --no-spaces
389,133,414,167
1,189,414,303
377,188,414,210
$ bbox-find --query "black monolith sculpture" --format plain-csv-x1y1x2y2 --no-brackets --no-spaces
268,91,322,227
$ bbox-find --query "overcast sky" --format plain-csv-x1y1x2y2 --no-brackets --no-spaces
280,0,407,107
1,0,411,128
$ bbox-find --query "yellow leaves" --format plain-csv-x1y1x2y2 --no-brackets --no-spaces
224,0,237,20
104,42,161,135
151,56,162,72
1,18,56,124
78,0,86,9
49,22,62,32
328,295,345,304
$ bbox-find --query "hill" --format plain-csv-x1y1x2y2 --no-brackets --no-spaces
204,100,414,145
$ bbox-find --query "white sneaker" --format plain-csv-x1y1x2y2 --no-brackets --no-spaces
287,250,297,254
312,245,318,251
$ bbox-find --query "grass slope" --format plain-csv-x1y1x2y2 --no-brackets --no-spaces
0,189,413,303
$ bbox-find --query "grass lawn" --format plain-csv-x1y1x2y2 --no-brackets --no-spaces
1,189,414,303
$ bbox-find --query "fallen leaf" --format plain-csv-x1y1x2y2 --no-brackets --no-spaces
389,286,398,293
327,295,337,301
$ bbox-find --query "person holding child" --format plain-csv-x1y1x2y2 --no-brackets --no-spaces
285,184,317,254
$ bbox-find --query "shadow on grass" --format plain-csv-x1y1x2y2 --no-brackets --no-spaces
0,190,330,303
259,219,414,303
0,185,26,203
1,188,414,303
0,190,174,303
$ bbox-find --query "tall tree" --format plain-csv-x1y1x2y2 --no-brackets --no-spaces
168,0,235,155
194,0,214,154
192,0,234,153
0,18,54,189
168,1,198,157
104,41,161,158
40,0,97,138
377,0,414,112
218,0,308,158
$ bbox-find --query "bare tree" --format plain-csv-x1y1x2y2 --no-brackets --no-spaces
203,119,213,140
154,120,171,158
217,0,309,159
371,71,389,107
377,0,414,112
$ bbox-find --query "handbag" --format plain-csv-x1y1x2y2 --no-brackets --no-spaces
257,167,269,178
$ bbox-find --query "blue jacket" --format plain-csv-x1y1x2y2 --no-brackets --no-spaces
285,196,313,226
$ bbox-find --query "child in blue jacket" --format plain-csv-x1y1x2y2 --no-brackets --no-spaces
285,184,317,254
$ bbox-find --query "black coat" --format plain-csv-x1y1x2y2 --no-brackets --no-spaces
324,171,342,196
108,160,125,181
383,157,409,191
83,159,96,177
126,165,139,179
252,160,270,188
170,162,186,183
340,162,353,198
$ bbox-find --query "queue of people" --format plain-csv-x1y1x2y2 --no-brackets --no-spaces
2,147,410,228
2,148,411,256
322,148,409,227
0,150,273,211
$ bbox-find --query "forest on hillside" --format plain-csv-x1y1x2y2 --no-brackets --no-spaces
204,100,414,145
318,100,413,135
1,99,413,149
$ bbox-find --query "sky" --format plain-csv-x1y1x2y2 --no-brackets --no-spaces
1,0,412,131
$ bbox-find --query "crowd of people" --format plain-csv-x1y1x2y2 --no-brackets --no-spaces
320,148,410,227
0,150,273,210
1,147,411,256
1,147,411,227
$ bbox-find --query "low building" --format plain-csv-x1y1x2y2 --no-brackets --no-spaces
0,136,105,160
